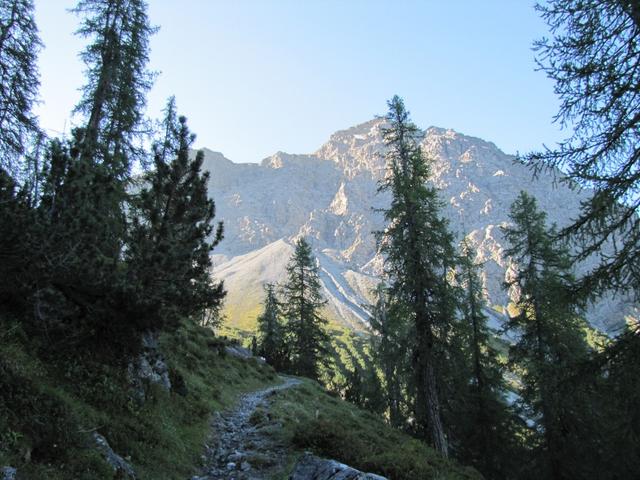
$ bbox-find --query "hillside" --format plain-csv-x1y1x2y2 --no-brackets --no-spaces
204,119,636,335
0,320,479,479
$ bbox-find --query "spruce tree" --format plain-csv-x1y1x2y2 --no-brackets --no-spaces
376,95,455,456
502,191,591,480
281,237,330,381
256,283,286,369
126,98,225,332
0,0,41,175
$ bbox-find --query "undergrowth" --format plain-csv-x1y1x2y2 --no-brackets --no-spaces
0,319,278,479
265,379,482,480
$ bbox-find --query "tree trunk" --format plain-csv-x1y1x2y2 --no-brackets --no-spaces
425,360,448,457
415,321,448,457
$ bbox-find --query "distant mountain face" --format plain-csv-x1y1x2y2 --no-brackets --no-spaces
204,118,634,334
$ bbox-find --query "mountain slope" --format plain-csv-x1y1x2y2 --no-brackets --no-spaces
205,119,635,333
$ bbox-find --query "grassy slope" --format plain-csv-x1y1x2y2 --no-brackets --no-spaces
1,320,480,480
256,379,482,480
0,321,278,479
221,314,483,479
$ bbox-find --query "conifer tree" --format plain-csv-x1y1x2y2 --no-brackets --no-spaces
529,0,640,297
502,191,591,480
530,5,640,473
256,283,286,369
0,168,36,313
72,0,155,174
24,0,158,355
34,133,136,351
342,345,386,415
126,98,225,332
368,283,407,427
281,237,330,381
591,323,640,478
0,0,41,175
376,95,455,456
453,240,518,479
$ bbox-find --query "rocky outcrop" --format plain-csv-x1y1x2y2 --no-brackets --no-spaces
93,432,136,479
289,453,387,480
1,467,17,480
127,331,171,401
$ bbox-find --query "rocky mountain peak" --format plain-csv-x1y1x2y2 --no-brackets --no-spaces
202,120,634,334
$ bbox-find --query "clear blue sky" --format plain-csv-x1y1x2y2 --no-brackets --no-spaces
34,0,563,164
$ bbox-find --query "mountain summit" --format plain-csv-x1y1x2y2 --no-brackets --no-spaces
204,119,633,333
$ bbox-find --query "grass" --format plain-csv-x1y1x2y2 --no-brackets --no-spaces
1,318,481,480
0,320,279,479
261,379,482,480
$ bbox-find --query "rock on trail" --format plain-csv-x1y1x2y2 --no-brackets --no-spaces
289,453,388,480
191,376,301,480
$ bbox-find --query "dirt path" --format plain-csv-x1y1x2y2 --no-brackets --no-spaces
191,376,301,480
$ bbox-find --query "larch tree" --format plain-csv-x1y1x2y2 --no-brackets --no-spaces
376,95,456,456
454,239,518,479
0,0,41,176
502,191,591,480
26,0,158,355
281,237,330,381
531,5,640,475
72,0,155,174
530,0,640,298
256,282,286,370
368,282,407,428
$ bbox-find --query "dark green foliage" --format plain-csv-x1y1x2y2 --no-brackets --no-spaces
256,282,287,370
593,326,640,477
367,283,410,427
0,316,279,479
338,338,386,415
3,0,159,358
0,168,37,313
528,5,640,474
31,134,138,356
502,191,593,479
126,97,225,333
0,10,222,359
281,237,330,381
451,240,521,479
376,95,456,455
0,0,42,175
72,0,156,174
529,0,640,298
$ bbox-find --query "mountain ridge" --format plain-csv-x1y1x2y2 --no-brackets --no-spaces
204,118,635,333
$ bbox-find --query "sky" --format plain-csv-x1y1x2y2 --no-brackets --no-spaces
33,1,564,164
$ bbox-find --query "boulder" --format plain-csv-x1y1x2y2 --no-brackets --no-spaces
289,453,387,480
